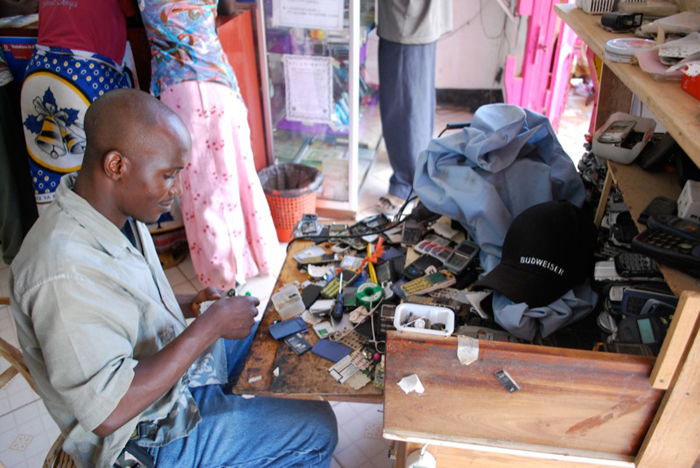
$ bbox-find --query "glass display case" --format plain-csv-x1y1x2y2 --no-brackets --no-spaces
256,0,380,214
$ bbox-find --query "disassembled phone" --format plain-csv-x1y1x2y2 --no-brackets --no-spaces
299,213,320,235
598,120,636,144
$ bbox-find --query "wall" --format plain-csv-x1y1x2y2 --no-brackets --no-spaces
364,0,520,92
435,1,514,90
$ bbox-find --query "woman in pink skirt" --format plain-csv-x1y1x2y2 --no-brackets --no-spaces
138,0,280,288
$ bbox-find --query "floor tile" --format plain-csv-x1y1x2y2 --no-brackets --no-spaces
164,265,188,288
176,253,198,281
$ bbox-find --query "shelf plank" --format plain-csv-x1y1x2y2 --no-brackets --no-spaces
554,4,700,166
607,160,700,297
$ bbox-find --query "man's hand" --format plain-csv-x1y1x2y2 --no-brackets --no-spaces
191,286,223,316
94,290,260,437
205,295,260,340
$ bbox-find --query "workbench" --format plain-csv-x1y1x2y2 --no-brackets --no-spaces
234,8,700,465
233,239,382,403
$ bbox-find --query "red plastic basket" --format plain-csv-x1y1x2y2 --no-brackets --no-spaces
258,163,324,242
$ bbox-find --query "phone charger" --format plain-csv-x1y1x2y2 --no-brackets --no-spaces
678,180,700,223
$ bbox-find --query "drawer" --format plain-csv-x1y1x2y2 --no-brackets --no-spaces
383,333,664,460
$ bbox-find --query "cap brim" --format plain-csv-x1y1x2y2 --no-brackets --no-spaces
474,262,568,309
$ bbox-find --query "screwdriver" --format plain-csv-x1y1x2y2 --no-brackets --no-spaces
331,272,344,323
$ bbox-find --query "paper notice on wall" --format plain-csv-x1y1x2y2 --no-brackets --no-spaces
273,0,344,30
321,158,349,202
284,55,333,124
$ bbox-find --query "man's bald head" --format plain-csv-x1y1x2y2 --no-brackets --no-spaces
74,88,192,227
82,89,191,171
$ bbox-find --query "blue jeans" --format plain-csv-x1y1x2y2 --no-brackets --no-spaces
147,327,338,467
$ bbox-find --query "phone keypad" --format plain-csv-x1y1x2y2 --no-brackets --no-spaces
638,230,696,255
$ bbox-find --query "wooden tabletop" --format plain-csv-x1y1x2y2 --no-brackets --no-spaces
383,332,663,460
233,239,383,402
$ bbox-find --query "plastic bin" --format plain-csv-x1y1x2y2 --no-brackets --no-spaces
393,303,455,337
258,163,323,242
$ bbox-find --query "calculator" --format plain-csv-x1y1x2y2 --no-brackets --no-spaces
631,227,700,275
400,270,456,296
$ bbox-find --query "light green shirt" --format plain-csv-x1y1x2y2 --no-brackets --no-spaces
377,0,453,44
10,174,226,467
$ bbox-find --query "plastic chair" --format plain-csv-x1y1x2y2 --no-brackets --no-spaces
0,296,76,468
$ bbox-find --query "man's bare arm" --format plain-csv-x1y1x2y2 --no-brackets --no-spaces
93,295,259,437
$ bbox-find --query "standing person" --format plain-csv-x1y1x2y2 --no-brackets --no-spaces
376,0,452,215
11,89,338,467
138,0,280,289
20,0,137,214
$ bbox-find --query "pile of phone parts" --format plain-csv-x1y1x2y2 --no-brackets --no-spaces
270,212,512,390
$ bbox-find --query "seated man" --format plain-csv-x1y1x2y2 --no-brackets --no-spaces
10,88,338,467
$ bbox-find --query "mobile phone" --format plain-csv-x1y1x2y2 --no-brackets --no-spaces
620,288,677,317
403,254,443,281
400,270,456,296
299,213,319,235
413,234,454,262
617,300,674,353
443,239,479,274
298,253,338,265
638,196,677,225
598,120,636,144
647,215,700,242
614,252,661,278
631,227,700,276
401,219,423,246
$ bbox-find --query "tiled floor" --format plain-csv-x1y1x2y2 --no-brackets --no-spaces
0,88,591,468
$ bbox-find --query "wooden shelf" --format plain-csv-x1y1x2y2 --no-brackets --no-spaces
555,4,700,297
554,4,700,167
608,162,700,296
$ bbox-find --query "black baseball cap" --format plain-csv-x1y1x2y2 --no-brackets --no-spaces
474,201,597,308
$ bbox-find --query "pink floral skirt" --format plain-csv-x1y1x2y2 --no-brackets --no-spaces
161,81,280,288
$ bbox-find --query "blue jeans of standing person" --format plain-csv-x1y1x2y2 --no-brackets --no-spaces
147,327,339,467
379,38,437,201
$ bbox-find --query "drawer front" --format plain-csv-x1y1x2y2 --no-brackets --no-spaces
384,333,664,457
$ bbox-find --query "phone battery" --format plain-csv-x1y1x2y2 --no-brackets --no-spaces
494,369,520,393
284,333,312,355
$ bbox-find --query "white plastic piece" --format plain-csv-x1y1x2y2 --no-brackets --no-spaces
271,283,305,320
398,374,425,394
394,303,455,337
457,335,479,366
405,446,436,468
248,375,262,383
273,367,280,377
678,180,700,222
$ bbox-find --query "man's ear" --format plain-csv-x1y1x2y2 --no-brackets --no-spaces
104,151,127,181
